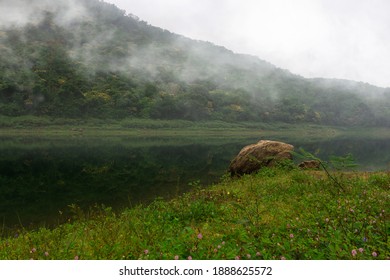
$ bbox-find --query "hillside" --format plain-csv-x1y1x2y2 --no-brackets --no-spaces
1,0,389,126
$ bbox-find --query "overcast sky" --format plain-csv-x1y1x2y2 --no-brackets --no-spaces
106,0,390,88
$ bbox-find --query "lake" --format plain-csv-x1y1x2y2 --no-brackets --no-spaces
0,131,389,233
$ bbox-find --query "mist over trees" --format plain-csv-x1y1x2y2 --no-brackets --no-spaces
0,0,389,126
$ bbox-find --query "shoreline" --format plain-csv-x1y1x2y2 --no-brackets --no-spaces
0,167,388,260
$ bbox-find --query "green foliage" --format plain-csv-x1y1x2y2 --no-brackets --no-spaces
0,168,388,260
0,0,389,126
295,148,358,171
294,148,361,192
329,153,359,171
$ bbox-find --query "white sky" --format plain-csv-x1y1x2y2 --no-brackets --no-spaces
106,0,390,88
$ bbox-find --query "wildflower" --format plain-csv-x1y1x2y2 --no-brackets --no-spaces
358,248,364,253
289,234,294,238
372,252,377,257
197,233,203,240
256,252,261,257
144,249,149,255
281,256,286,260
174,255,179,260
351,249,357,257
74,256,79,260
217,245,221,249
221,241,226,245
30,248,37,254
246,254,251,259
44,252,49,257
235,256,240,260
325,218,329,223
188,256,192,260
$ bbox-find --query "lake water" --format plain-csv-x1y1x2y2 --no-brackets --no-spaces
0,133,389,233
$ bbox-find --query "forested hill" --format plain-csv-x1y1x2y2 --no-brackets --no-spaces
1,0,389,126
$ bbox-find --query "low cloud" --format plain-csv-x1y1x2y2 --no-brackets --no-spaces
0,0,89,28
106,0,390,88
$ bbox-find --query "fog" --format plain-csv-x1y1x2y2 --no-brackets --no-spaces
107,0,390,88
0,0,89,27
2,0,389,88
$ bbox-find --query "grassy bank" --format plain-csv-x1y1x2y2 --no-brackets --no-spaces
0,166,388,260
0,115,365,140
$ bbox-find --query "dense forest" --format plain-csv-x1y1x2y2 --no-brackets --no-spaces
1,0,389,126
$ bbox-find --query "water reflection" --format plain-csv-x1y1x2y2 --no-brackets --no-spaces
0,135,389,231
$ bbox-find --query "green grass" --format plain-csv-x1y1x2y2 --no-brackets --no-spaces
0,115,349,140
0,166,388,260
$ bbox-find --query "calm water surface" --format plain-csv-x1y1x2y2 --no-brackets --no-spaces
0,134,389,232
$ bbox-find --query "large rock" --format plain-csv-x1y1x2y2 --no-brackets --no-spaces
229,140,294,176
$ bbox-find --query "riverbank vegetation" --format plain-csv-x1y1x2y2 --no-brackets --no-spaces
0,115,342,139
1,164,388,260
2,115,389,138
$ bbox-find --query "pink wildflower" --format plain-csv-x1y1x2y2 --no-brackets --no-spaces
351,249,357,257
174,255,179,260
197,233,203,239
358,248,364,253
44,252,49,257
188,256,192,260
289,234,294,238
372,252,378,257
144,249,149,255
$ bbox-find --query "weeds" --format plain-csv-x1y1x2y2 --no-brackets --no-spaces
294,148,360,192
0,166,388,260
